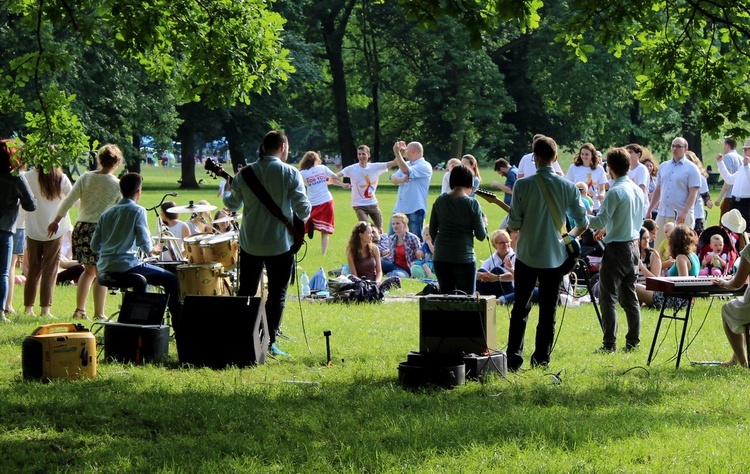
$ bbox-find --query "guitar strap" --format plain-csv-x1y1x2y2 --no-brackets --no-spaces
241,165,304,245
534,174,576,253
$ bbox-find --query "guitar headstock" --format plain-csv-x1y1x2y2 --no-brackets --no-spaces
205,158,232,182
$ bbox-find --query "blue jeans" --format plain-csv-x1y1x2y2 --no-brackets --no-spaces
0,230,12,312
381,258,410,278
238,248,294,345
125,263,182,328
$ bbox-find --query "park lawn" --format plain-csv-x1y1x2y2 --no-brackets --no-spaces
1,161,744,473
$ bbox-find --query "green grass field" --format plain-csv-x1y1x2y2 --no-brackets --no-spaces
2,159,747,473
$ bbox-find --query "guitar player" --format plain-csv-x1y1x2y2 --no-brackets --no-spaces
222,130,311,358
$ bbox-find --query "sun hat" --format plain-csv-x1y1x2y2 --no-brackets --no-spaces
721,209,747,234
743,139,750,149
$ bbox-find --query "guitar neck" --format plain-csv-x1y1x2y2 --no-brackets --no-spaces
475,189,510,213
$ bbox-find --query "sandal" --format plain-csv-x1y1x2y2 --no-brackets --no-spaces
73,308,90,321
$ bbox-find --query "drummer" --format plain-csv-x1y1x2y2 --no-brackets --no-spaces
187,199,214,235
91,173,182,326
212,209,238,233
160,201,190,251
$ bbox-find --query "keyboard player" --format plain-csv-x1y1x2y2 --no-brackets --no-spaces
636,224,699,310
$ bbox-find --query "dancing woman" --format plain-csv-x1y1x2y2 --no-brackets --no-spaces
48,145,122,320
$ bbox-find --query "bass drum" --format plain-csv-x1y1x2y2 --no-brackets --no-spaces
202,231,239,269
183,233,213,264
176,263,229,302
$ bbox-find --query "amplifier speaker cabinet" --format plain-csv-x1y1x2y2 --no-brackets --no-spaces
419,295,497,355
177,296,268,368
103,323,170,364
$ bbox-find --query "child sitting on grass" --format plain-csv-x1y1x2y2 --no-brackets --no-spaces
411,226,435,279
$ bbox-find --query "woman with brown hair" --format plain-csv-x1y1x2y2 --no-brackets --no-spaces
565,142,607,212
0,139,36,322
48,144,122,320
461,154,482,196
636,224,699,308
346,221,382,282
24,165,72,318
640,153,659,219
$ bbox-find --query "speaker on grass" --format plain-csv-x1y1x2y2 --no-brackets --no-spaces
176,296,268,368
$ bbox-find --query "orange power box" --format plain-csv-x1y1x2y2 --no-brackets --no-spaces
22,323,97,380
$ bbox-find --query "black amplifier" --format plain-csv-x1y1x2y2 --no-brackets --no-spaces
419,295,497,355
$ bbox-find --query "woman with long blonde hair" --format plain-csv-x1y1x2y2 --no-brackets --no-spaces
48,144,122,320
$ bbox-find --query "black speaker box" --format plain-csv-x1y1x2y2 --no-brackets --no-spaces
103,323,170,364
176,296,268,368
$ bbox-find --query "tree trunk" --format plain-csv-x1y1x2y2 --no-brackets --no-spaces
361,3,382,161
628,100,642,145
320,1,357,167
178,120,199,189
491,35,551,165
681,100,702,161
130,134,142,174
222,117,247,174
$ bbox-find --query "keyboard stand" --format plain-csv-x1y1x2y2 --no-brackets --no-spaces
647,293,693,369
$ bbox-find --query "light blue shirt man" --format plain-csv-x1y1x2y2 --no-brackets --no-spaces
589,176,644,243
91,198,152,273
392,157,432,215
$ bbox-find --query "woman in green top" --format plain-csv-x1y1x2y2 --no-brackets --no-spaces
429,164,487,295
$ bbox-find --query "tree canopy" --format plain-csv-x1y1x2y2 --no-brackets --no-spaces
1,0,293,169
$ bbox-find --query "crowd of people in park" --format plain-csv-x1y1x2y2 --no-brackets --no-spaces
2,131,750,367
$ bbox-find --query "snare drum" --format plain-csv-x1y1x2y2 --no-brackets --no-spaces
202,232,239,269
183,233,213,264
176,263,227,302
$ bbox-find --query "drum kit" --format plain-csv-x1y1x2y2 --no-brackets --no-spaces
148,200,250,301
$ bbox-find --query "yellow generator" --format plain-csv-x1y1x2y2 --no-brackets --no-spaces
22,323,97,380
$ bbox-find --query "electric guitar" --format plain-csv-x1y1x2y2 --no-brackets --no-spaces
205,158,307,253
475,188,511,213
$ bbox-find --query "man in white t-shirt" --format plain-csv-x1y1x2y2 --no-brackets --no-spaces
517,134,564,178
337,145,398,233
625,143,650,217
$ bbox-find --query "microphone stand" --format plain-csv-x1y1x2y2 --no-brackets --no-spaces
145,193,180,262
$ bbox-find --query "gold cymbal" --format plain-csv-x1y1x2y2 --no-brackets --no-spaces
167,202,217,214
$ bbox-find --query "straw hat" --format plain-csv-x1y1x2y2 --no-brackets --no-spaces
743,139,750,149
721,209,747,234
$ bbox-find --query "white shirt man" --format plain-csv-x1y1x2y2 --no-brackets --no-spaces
715,137,743,218
716,140,750,227
625,144,650,218
338,145,397,233
647,137,701,247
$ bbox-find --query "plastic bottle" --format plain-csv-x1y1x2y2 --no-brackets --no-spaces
300,271,310,297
